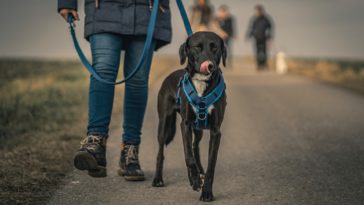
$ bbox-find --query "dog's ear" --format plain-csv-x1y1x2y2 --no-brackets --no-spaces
221,40,227,67
179,42,188,65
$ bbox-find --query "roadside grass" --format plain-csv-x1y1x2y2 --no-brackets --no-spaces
287,58,364,94
0,60,88,204
238,56,364,94
0,57,176,204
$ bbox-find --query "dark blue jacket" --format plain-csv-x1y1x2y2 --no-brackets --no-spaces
58,0,172,50
247,15,273,42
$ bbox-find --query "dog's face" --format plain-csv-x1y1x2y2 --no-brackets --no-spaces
179,32,227,76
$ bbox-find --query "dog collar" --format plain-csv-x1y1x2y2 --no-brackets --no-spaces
176,72,225,130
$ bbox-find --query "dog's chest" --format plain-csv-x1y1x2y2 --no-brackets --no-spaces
191,75,214,114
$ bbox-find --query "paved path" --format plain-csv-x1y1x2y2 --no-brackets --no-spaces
49,65,364,205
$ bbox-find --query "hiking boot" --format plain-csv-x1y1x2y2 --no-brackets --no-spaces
118,144,145,181
73,135,107,177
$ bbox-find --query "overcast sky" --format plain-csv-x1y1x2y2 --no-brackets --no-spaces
0,0,363,59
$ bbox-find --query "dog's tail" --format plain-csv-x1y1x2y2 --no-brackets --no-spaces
164,111,177,146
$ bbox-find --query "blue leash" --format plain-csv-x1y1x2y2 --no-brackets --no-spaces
176,0,193,36
68,0,192,85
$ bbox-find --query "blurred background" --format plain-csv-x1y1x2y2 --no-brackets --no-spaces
1,0,364,204
1,0,364,59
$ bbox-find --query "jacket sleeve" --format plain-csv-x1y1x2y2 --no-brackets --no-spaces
266,16,274,40
58,0,78,12
246,17,255,39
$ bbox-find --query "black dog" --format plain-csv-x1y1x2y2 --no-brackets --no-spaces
152,32,227,202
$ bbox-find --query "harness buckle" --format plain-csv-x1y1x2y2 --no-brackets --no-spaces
197,112,207,120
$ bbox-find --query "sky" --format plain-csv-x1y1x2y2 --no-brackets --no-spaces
0,0,363,60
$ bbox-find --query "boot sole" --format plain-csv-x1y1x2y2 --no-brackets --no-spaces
117,169,145,181
74,151,106,177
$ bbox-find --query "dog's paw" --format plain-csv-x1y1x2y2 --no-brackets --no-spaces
200,190,214,202
190,174,203,191
188,168,203,191
152,177,164,187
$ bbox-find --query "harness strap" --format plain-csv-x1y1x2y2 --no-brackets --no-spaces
176,77,183,105
67,0,193,85
181,73,225,129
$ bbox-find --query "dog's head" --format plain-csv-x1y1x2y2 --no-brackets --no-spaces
179,32,227,76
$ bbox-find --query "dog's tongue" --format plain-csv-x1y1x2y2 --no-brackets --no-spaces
200,61,210,74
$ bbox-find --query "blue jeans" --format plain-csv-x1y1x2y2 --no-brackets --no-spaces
87,33,155,145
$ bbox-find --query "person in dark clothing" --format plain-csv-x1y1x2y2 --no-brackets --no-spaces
58,0,171,180
190,0,227,38
246,5,274,70
216,5,235,67
191,0,213,27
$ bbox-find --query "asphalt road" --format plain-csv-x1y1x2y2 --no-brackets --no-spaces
49,66,364,205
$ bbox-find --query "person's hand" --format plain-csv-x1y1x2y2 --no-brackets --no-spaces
59,9,79,23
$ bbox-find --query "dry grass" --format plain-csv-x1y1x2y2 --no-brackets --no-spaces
287,58,364,94
0,57,174,205
0,60,88,204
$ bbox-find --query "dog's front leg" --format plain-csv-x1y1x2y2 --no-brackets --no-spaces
200,127,221,202
181,120,202,191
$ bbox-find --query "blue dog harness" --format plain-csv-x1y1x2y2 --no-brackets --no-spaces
176,73,225,130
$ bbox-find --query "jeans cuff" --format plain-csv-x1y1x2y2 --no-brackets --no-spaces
87,131,109,139
123,142,140,145
122,138,140,145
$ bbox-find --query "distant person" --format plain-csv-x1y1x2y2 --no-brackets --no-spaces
216,5,235,67
246,5,274,70
190,0,227,38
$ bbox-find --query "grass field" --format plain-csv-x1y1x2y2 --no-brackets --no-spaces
0,57,177,204
0,60,88,204
286,58,364,94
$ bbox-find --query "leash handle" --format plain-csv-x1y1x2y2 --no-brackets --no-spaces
68,14,76,25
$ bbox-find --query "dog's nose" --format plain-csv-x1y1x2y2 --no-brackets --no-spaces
200,61,213,74
208,62,214,70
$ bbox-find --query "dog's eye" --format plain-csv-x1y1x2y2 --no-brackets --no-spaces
210,43,218,51
192,45,202,52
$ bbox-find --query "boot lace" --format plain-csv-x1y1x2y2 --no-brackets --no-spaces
80,135,103,151
125,145,139,165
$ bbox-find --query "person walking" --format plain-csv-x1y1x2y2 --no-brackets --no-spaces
58,0,171,180
246,5,274,70
190,0,227,38
216,5,235,67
